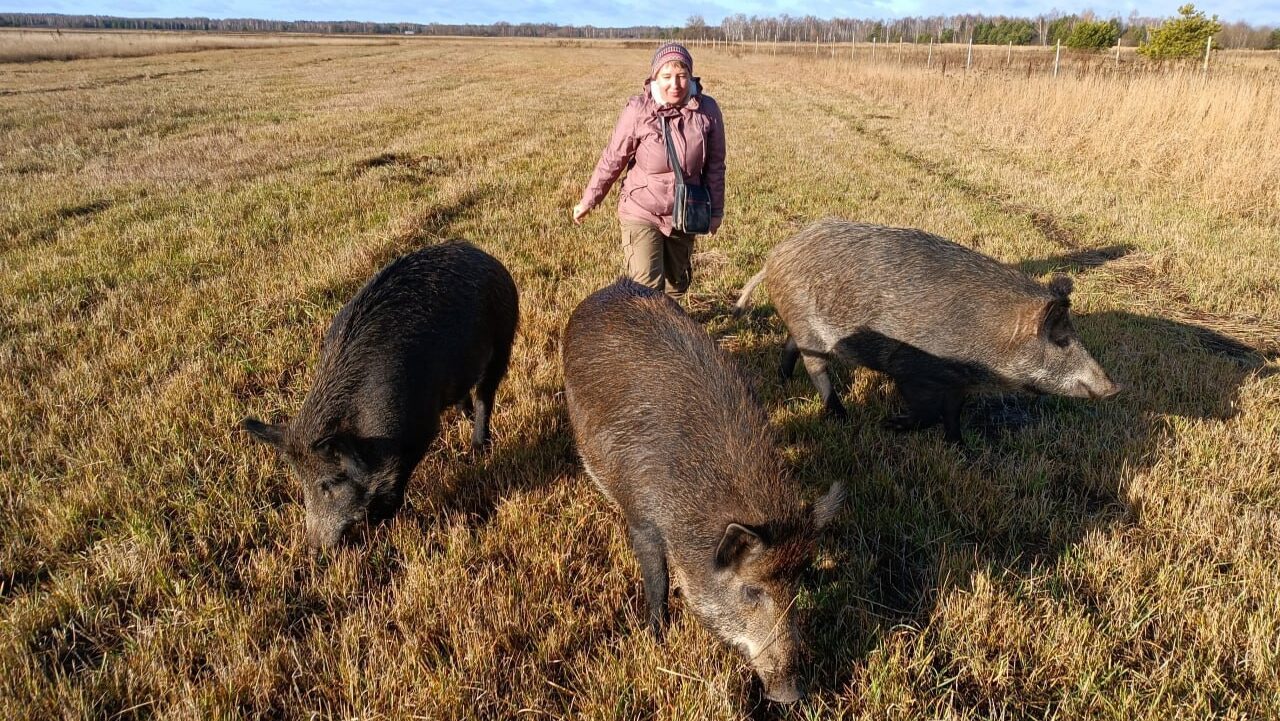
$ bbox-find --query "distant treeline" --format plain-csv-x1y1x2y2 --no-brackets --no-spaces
0,13,672,38
3,11,1277,50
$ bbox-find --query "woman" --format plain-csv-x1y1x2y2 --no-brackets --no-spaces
573,42,725,298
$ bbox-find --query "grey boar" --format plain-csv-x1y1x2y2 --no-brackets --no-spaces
563,278,844,704
735,218,1120,442
242,241,518,549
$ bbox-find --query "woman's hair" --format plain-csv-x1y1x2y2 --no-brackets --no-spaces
656,59,689,74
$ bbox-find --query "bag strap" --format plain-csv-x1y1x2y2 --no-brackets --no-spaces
660,115,686,188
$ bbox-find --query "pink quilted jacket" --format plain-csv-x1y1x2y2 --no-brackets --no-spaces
579,79,726,235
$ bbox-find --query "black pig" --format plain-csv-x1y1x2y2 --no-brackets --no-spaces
243,241,518,548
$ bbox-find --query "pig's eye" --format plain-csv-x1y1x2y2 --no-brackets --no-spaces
741,586,764,605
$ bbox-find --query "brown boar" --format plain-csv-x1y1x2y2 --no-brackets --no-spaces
735,218,1119,442
563,278,844,704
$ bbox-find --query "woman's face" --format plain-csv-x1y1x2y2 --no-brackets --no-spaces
654,61,690,105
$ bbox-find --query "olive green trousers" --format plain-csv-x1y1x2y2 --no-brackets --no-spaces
620,221,695,297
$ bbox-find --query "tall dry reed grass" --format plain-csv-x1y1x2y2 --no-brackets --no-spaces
827,56,1280,224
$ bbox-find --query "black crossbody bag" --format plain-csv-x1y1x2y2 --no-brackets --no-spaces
661,115,712,235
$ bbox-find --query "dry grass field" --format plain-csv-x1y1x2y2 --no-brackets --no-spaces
3,34,1279,719
0,28,400,63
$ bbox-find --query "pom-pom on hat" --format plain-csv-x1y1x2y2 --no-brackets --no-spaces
650,42,693,78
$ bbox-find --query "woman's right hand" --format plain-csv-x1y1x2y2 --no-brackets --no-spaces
572,203,590,225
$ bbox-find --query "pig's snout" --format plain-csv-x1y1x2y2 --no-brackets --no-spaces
762,675,803,704
1078,377,1122,400
306,516,356,551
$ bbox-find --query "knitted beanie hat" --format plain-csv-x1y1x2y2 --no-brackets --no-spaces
650,42,693,78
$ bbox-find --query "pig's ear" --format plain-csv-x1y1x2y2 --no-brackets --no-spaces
1014,297,1071,343
1048,274,1074,299
812,482,846,530
1037,299,1073,344
312,433,369,475
715,523,765,571
241,417,286,448
1012,301,1047,342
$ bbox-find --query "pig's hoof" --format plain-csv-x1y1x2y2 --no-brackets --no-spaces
883,414,925,432
456,398,475,420
823,404,849,423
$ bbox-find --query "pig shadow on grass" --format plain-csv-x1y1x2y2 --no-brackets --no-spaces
1015,244,1135,277
258,401,585,703
296,188,492,305
719,304,1276,711
399,399,576,537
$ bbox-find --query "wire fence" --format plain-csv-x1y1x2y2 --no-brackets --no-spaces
682,35,1280,82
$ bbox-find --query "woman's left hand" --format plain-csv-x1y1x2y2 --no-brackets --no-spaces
708,216,722,235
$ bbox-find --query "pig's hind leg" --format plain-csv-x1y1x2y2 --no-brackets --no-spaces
779,336,800,381
471,341,514,454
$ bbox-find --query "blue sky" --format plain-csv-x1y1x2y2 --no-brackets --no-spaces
7,0,1277,26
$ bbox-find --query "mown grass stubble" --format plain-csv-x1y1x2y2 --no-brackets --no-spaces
2,37,1278,719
